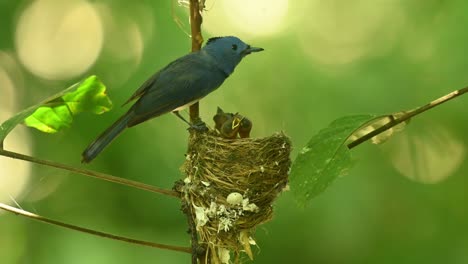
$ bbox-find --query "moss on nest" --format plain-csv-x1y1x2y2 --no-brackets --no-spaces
176,130,292,263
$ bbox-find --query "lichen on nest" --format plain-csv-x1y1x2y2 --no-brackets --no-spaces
176,130,292,263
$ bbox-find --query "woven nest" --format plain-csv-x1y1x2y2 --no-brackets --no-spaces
176,130,291,263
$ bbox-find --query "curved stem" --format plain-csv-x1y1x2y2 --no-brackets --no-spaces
0,203,191,253
348,86,468,149
0,149,180,198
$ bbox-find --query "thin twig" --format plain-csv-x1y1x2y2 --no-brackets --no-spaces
171,0,192,38
0,149,180,198
189,0,203,124
0,203,191,254
348,86,468,149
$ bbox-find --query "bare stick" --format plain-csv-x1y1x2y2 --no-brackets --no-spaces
186,2,205,263
189,0,203,124
0,149,179,198
0,203,191,253
348,86,468,149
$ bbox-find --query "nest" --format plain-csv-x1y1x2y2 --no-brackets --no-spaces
176,130,292,263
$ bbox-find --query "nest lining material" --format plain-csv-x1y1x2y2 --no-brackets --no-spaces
178,130,292,263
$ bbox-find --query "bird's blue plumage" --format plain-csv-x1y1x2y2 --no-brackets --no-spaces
82,36,263,163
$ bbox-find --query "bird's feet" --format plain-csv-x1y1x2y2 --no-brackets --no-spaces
173,111,208,133
188,119,209,133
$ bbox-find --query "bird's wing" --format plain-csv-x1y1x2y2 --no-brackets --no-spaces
127,53,227,127
122,73,159,106
122,58,184,106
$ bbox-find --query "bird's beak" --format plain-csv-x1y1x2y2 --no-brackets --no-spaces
243,45,264,56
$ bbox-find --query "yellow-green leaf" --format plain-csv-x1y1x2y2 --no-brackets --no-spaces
22,75,112,133
0,75,112,145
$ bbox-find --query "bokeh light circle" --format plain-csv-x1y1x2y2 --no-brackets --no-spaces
95,4,144,65
384,124,465,184
0,63,32,208
203,0,289,37
298,0,405,67
15,0,103,80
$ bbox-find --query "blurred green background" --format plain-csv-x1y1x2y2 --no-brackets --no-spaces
1,0,468,263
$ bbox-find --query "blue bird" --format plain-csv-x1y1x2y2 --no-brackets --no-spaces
82,36,263,163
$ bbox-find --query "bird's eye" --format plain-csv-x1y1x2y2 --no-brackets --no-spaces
232,44,238,50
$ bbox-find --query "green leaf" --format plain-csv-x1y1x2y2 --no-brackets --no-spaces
23,105,73,133
289,114,376,206
0,75,112,145
61,76,113,115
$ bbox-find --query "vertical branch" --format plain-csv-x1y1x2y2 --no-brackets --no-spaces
189,0,204,50
186,2,205,263
189,0,203,123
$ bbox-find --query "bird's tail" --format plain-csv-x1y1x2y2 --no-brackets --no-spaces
81,112,133,163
